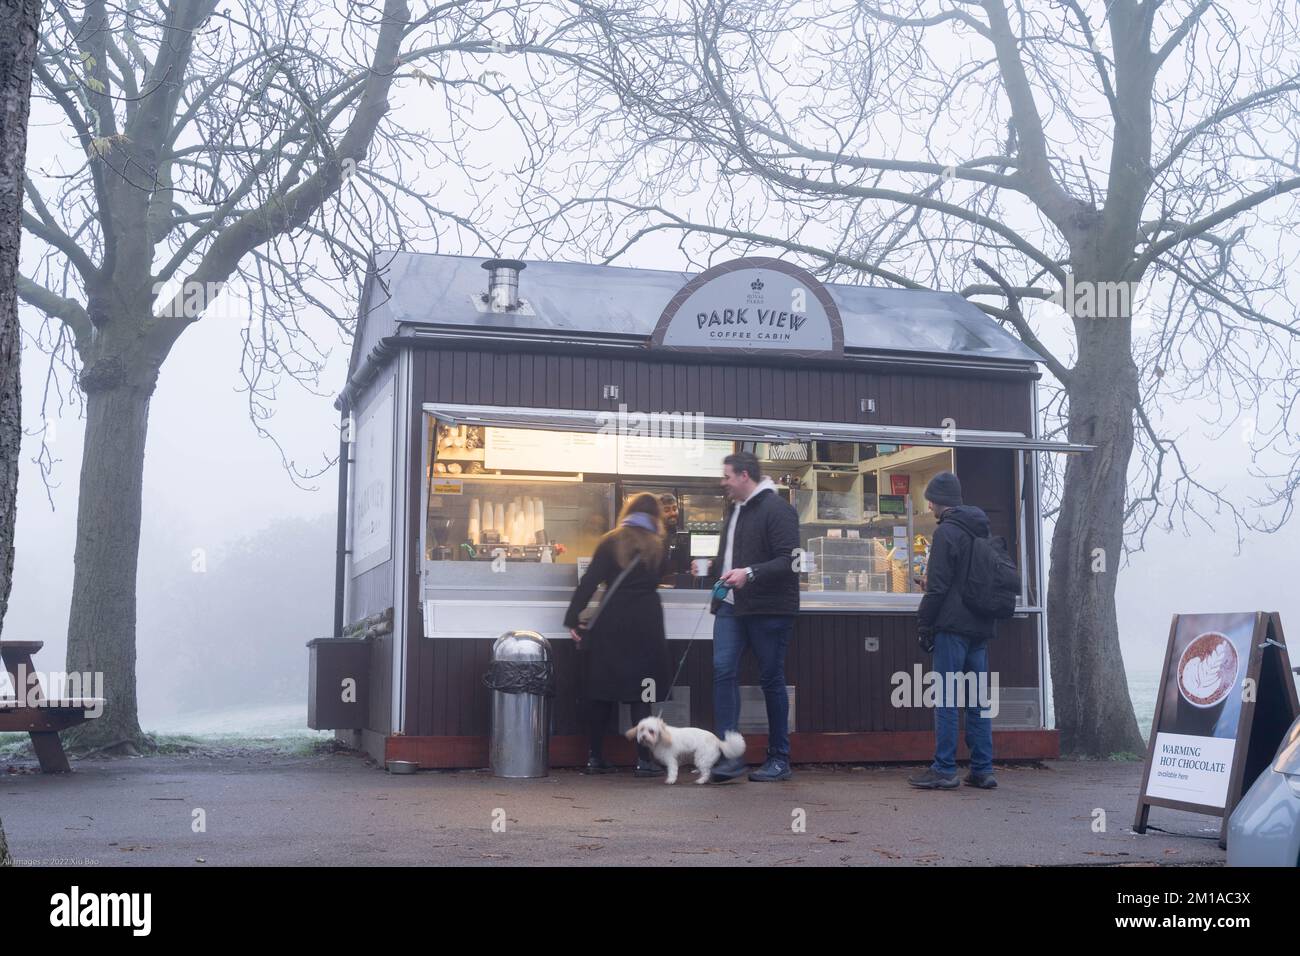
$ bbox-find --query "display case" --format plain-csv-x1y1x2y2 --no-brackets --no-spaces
803,534,917,593
425,477,615,565
804,536,889,591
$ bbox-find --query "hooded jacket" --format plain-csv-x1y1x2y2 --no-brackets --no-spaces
917,504,997,640
709,479,800,616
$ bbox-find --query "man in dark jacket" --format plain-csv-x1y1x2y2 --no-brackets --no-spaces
708,451,800,782
908,471,998,791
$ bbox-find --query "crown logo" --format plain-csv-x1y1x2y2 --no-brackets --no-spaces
750,278,764,291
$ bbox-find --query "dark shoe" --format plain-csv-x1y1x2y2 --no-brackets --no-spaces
965,771,998,789
708,755,749,783
748,758,792,782
580,755,617,775
634,757,665,778
907,768,959,790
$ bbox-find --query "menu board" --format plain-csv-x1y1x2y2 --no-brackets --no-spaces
618,435,736,477
482,426,732,478
484,427,617,473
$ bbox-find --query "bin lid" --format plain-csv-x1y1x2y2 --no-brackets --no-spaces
491,630,551,662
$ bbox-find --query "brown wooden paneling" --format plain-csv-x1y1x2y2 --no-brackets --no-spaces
1023,452,1042,607
407,347,1033,429
367,633,392,734
415,614,1039,737
953,447,1017,544
348,563,391,623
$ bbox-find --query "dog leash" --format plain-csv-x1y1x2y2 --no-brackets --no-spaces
653,593,714,719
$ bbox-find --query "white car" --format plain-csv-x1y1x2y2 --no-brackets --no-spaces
1227,712,1300,866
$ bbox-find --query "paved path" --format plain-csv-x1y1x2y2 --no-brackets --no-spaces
1,748,1226,866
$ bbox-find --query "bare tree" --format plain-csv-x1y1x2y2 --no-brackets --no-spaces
1,0,43,860
524,0,1300,755
21,0,584,751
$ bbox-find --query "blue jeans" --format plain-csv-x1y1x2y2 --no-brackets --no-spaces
931,630,994,776
713,603,794,761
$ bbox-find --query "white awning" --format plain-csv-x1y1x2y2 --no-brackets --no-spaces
423,403,1091,453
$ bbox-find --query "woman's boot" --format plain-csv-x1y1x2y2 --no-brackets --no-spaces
581,700,617,773
582,751,617,774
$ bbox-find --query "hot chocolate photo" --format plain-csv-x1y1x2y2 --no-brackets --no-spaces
1178,632,1238,705
1159,616,1251,740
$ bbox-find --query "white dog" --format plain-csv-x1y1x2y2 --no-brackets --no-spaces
625,716,746,784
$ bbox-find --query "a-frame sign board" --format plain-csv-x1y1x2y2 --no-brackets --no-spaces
1134,612,1299,849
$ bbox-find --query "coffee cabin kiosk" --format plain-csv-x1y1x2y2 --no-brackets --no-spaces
314,251,1088,768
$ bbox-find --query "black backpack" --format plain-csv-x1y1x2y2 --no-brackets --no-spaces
955,525,1020,620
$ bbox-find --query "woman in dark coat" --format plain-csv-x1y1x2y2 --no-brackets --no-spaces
564,492,674,776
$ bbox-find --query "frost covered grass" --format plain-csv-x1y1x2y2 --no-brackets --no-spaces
142,704,335,755
151,732,335,757
1,731,336,761
0,704,335,761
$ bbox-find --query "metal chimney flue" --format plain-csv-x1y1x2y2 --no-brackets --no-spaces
482,258,526,312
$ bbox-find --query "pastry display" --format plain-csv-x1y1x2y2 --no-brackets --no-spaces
435,423,485,457
428,487,563,562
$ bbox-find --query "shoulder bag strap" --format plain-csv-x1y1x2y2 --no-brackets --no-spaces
583,553,642,631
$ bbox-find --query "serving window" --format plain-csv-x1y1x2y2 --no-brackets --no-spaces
420,415,736,595
762,441,956,596
420,412,1026,609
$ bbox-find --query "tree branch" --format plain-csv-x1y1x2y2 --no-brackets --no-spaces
16,275,92,347
1136,176,1300,272
971,257,1072,385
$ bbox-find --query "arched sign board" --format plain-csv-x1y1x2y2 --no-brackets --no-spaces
650,257,844,358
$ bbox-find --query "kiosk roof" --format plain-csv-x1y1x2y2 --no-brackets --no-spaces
351,250,1046,372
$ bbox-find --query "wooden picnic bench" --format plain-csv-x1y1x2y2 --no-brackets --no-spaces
0,641,104,773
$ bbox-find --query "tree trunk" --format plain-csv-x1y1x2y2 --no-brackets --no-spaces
0,815,9,865
1046,281,1147,756
2,0,44,819
1,0,42,630
62,378,153,752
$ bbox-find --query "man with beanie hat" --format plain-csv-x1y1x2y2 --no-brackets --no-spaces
908,470,999,791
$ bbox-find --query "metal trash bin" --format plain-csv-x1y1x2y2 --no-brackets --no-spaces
483,631,554,778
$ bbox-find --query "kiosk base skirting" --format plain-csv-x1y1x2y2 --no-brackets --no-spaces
381,730,1060,770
